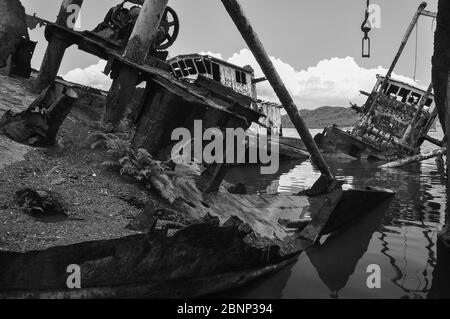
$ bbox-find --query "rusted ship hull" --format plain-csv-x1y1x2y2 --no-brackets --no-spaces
315,126,395,161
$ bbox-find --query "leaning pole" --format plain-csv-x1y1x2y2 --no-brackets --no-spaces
220,0,337,190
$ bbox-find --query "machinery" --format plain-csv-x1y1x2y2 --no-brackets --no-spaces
92,0,179,51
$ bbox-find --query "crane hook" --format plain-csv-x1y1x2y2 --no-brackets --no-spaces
361,0,371,58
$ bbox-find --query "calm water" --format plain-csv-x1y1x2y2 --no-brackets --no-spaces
223,128,450,299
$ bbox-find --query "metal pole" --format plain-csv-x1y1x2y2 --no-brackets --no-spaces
361,2,428,124
33,0,84,93
220,0,335,182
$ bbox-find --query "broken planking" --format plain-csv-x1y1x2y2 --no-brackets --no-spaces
0,74,396,297
0,0,398,298
0,171,395,298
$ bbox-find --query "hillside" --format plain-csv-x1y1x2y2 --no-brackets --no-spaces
281,106,359,129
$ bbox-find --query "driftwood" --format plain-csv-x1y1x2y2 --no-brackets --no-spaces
380,148,446,169
0,82,78,147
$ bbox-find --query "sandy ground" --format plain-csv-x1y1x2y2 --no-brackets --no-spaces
0,74,146,252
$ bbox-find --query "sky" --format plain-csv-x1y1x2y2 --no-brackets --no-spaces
20,0,439,109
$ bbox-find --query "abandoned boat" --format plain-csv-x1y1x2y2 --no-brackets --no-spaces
168,54,309,161
315,2,440,162
0,75,395,298
315,76,438,161
0,0,398,298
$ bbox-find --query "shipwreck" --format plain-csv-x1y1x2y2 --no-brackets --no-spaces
315,75,438,161
315,2,441,162
0,0,395,298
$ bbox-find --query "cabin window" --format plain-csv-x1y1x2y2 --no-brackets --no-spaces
397,88,411,103
235,70,247,85
425,98,433,107
171,62,183,78
194,58,207,74
184,59,197,75
178,60,190,77
386,84,400,97
212,62,221,82
408,92,422,104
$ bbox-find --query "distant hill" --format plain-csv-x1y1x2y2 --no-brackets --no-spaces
281,106,359,129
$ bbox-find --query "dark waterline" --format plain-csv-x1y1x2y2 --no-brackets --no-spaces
222,128,450,299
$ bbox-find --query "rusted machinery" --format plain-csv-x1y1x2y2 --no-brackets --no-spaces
92,1,179,52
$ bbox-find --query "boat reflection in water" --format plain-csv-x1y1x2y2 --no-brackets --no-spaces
220,129,448,299
306,200,392,299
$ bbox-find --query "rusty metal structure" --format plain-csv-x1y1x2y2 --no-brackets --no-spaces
316,76,438,161
315,2,440,161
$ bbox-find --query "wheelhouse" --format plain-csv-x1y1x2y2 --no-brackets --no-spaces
168,54,256,98
355,75,437,153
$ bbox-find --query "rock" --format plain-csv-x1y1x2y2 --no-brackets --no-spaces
126,200,156,232
15,188,67,216
0,0,29,67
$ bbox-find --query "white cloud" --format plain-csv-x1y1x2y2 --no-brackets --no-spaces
62,49,422,110
226,49,422,109
199,51,223,60
62,60,112,90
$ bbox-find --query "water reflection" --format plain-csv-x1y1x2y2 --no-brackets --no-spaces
223,129,449,299
306,200,391,299
428,239,450,299
225,160,304,194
